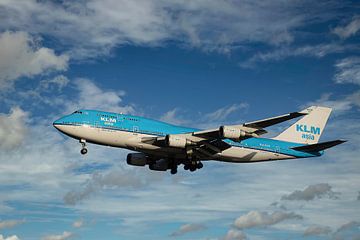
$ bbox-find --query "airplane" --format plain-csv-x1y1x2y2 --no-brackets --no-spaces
53,106,346,174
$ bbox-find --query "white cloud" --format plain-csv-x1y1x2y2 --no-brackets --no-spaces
160,103,248,128
42,231,72,240
0,220,24,230
335,221,360,233
63,167,148,205
240,44,358,68
281,183,339,201
159,108,188,126
65,78,134,114
222,229,247,240
0,107,28,150
303,225,332,236
233,210,303,229
304,91,360,115
333,221,360,240
0,1,342,58
333,16,360,39
15,75,70,105
0,235,20,240
9,77,133,115
203,103,248,123
72,219,83,228
0,31,69,90
39,75,70,92
170,223,206,237
334,57,360,85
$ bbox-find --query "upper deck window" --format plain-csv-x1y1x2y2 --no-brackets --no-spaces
124,117,138,121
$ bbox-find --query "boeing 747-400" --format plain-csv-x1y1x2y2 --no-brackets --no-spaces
53,106,345,174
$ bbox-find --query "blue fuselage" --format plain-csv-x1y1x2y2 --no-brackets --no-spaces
53,110,322,161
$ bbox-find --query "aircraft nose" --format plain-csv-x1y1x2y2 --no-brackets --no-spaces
53,117,65,130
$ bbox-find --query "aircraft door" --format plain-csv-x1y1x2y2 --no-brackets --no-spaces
117,115,123,123
275,146,280,156
95,121,101,132
133,126,139,135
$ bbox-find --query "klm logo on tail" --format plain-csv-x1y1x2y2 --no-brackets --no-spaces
296,124,321,140
296,124,321,135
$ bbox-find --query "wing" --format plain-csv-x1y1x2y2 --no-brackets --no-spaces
243,112,306,128
192,111,307,139
142,109,307,157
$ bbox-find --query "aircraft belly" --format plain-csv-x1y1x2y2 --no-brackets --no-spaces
57,125,294,162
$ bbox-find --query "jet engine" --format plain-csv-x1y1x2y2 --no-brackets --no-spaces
149,159,170,171
219,126,252,140
165,134,192,148
126,153,148,166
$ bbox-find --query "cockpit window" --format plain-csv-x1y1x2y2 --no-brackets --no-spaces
73,111,83,114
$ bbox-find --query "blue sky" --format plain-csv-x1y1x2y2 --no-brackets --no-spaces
0,1,359,240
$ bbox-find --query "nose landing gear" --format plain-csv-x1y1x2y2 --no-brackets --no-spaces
80,139,87,155
80,148,88,155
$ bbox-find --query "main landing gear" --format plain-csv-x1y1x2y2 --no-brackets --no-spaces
183,160,203,172
170,159,178,175
80,139,88,155
169,161,203,175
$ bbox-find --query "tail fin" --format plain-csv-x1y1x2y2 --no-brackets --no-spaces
273,106,332,144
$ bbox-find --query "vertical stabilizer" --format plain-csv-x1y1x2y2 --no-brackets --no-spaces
273,106,332,144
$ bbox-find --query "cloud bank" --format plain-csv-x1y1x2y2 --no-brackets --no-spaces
0,0,344,59
334,57,360,85
281,183,339,201
0,31,68,90
233,210,303,229
0,235,20,240
0,107,28,150
170,223,206,237
333,16,360,39
42,231,72,240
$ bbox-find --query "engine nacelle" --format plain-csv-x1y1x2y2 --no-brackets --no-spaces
165,135,191,148
219,126,248,140
126,153,148,166
149,159,170,171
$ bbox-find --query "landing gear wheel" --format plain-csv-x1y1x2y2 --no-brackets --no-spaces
170,168,178,175
190,165,196,172
197,162,203,169
81,148,88,155
79,139,87,155
184,165,189,170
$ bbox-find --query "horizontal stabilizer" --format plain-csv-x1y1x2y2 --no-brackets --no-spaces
291,140,347,152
